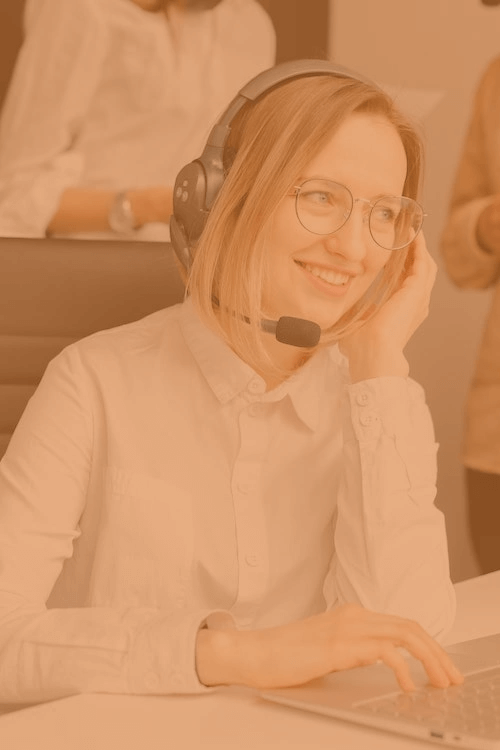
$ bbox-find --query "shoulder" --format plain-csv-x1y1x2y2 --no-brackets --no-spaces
214,0,276,61
54,304,186,382
220,0,274,30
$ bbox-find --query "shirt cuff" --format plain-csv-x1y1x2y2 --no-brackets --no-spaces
127,609,235,695
346,377,426,443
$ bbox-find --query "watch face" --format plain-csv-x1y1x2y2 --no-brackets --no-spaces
108,193,136,234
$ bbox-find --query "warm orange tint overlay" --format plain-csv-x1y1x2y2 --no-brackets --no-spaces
1,0,500,747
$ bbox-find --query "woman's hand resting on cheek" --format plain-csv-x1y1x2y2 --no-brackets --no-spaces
196,603,463,692
339,232,437,383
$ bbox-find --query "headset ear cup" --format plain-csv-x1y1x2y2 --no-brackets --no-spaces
171,152,225,271
172,160,209,246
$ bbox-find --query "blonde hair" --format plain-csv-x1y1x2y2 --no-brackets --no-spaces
186,73,424,381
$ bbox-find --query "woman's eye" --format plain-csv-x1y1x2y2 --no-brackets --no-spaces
373,206,397,223
303,191,334,206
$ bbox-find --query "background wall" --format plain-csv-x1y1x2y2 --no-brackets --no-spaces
330,0,500,582
258,0,329,62
0,0,24,112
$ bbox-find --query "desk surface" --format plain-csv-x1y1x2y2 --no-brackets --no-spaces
1,570,499,750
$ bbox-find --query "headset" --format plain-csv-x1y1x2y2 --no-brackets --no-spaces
169,59,377,347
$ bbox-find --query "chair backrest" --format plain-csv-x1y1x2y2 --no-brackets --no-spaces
0,237,185,459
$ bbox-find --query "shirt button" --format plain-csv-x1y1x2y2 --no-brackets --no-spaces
248,379,263,394
356,391,370,406
245,554,259,567
359,411,379,427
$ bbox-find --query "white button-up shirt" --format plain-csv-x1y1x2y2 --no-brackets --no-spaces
0,298,456,703
0,0,275,239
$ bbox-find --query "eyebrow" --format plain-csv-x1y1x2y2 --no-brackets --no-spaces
296,175,403,199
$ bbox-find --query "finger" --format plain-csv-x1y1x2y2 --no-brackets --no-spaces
389,622,462,688
407,232,436,283
378,645,416,692
391,617,464,685
362,616,462,687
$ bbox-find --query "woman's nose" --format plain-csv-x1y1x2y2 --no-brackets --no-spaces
324,203,369,261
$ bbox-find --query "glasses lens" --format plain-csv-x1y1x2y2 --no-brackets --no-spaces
369,197,424,250
295,180,352,235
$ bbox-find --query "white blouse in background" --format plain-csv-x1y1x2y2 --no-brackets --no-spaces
0,298,456,703
0,0,275,240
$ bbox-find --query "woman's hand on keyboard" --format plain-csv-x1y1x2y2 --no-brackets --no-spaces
196,603,464,692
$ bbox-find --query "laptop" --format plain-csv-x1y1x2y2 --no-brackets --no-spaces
260,632,500,749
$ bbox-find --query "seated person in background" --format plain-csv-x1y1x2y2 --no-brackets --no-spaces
0,0,275,240
440,56,500,575
0,61,463,705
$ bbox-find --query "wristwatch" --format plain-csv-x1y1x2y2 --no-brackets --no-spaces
108,191,137,234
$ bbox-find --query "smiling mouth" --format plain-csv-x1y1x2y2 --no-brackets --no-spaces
295,261,350,286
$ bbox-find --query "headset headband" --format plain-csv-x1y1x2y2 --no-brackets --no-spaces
170,59,378,271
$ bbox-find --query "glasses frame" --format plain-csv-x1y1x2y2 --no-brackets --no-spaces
292,179,427,251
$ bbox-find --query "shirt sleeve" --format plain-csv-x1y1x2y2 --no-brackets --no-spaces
0,0,108,237
323,376,456,642
0,346,234,704
440,57,500,290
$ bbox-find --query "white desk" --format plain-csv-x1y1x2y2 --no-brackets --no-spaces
1,571,499,750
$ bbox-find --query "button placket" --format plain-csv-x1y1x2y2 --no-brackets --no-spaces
230,407,269,619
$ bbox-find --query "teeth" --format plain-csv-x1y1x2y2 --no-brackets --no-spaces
302,263,350,286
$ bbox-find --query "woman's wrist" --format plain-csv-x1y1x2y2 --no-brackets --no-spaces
195,628,253,688
346,342,409,382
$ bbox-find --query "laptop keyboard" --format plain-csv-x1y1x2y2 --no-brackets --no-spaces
355,666,500,740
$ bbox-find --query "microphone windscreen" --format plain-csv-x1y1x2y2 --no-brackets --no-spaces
275,317,321,347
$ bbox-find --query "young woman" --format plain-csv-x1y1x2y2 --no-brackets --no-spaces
0,63,462,705
0,0,274,239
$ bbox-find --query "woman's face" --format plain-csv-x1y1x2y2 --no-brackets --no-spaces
261,113,408,332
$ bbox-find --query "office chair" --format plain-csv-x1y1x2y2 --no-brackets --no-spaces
0,237,185,458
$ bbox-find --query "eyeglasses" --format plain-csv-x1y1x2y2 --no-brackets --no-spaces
292,179,425,251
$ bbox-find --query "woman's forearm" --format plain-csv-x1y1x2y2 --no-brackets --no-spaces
46,186,173,235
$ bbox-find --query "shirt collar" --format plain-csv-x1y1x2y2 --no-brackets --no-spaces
179,297,259,403
178,298,343,432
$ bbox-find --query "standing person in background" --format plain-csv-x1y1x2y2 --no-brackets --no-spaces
440,55,500,574
0,0,275,240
